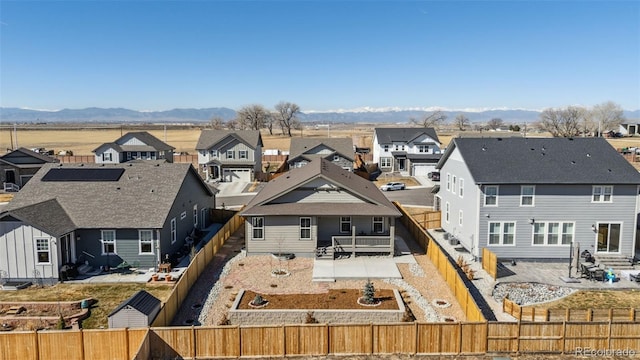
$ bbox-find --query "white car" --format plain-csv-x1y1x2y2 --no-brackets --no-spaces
380,182,406,191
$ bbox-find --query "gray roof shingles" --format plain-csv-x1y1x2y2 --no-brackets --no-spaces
5,162,213,232
374,127,440,145
108,290,160,317
241,158,401,217
288,138,354,162
195,130,263,150
93,132,175,153
439,137,640,185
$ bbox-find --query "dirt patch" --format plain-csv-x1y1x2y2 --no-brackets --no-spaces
238,289,399,310
0,194,13,202
524,289,640,310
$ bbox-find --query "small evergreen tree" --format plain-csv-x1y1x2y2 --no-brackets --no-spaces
362,280,376,304
56,315,66,330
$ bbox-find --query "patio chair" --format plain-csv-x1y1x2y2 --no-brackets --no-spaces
580,263,596,278
592,268,606,282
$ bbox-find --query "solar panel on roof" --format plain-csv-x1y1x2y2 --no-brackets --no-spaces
41,168,125,182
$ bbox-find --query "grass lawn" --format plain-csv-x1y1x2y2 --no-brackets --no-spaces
0,283,173,329
524,289,640,310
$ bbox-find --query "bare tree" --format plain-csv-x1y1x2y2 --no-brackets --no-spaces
264,112,275,135
236,104,269,130
209,116,225,130
225,118,238,130
454,113,470,131
487,118,504,130
537,106,585,137
274,101,301,137
589,101,625,136
410,110,447,128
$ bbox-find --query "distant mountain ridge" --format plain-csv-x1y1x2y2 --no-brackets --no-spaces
1,107,638,124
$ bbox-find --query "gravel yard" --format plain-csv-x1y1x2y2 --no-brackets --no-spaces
173,225,466,326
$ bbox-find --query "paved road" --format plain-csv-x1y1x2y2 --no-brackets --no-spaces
381,187,434,207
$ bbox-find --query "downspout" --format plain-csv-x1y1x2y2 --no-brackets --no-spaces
155,229,161,272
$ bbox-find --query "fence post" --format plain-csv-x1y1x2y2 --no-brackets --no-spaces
125,328,130,360
414,322,418,355
607,319,612,349
192,325,196,359
516,320,521,356
79,328,85,360
561,321,566,355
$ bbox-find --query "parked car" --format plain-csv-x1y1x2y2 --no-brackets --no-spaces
427,172,440,181
380,182,406,191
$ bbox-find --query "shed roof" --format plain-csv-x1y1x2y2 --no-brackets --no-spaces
108,290,161,317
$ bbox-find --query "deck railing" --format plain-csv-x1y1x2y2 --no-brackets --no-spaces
332,235,392,253
3,182,19,192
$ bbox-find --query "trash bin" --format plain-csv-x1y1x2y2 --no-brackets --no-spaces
449,238,459,246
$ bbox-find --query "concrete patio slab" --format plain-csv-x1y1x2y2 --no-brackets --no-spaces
313,257,403,282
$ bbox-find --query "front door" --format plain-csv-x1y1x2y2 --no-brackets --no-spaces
398,159,406,171
200,208,207,230
596,223,621,253
60,233,74,264
5,170,15,184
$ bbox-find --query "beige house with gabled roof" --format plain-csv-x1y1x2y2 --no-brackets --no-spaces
241,158,401,259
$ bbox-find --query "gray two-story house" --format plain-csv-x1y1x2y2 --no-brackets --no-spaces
436,137,640,261
0,163,215,283
287,137,354,171
372,127,442,176
93,131,175,164
196,130,263,182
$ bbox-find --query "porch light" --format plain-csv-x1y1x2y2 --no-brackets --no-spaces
591,224,596,232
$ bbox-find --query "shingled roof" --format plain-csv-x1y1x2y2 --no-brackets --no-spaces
108,290,160,317
0,148,59,167
437,137,640,185
241,158,401,217
374,127,440,145
288,137,354,162
92,131,175,153
4,162,214,233
195,130,263,150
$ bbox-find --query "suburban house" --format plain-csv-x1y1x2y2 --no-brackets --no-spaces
240,158,402,259
93,131,175,164
372,127,442,176
0,162,215,283
196,130,263,182
619,123,640,137
435,137,640,261
0,148,59,191
287,137,354,171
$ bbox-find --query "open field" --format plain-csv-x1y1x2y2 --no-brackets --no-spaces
0,283,172,329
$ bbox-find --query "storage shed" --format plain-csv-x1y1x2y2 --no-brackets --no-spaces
108,290,161,328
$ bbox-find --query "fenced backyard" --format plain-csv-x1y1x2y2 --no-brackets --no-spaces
503,297,640,322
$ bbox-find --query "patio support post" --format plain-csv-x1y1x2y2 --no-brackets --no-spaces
352,225,356,257
389,218,395,257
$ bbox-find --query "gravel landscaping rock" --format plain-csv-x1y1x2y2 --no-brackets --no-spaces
492,282,576,306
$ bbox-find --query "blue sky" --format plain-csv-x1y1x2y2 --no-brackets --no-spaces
1,1,638,112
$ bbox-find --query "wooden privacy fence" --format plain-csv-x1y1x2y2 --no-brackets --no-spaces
55,155,95,163
4,321,640,360
412,210,442,230
394,202,485,322
482,248,498,280
504,297,640,322
150,212,245,327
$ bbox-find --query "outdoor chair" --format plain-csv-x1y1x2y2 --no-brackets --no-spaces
580,263,596,278
592,268,606,282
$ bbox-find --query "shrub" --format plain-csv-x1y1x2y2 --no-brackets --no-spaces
56,315,65,330
252,294,265,306
362,280,376,305
305,311,318,324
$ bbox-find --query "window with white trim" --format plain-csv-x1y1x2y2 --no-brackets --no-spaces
484,186,498,206
459,210,463,226
340,216,351,233
488,222,515,245
533,222,574,245
126,152,132,161
239,150,248,159
170,218,177,244
459,178,464,198
101,230,117,255
445,202,450,223
418,145,429,153
452,175,457,194
300,217,311,240
380,157,392,168
36,238,50,264
210,149,218,157
193,204,198,228
521,185,535,206
383,145,389,152
597,223,621,252
139,230,154,254
102,152,112,162
181,211,187,220
252,217,264,239
592,185,613,203
141,151,148,159
226,150,235,159
446,173,451,191
373,216,384,233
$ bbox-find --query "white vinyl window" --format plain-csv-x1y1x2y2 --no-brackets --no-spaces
380,157,392,168
193,204,198,228
459,178,464,198
139,230,154,254
170,218,177,244
452,175,457,195
445,202,450,223
592,185,613,203
446,174,451,191
488,222,515,245
459,210,463,226
252,217,264,240
373,216,384,233
102,153,112,162
383,145,389,152
533,222,574,245
418,145,428,153
35,238,50,264
226,150,235,159
521,185,535,206
210,149,218,157
101,230,117,255
239,150,248,159
340,216,351,233
484,186,498,206
300,217,311,240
